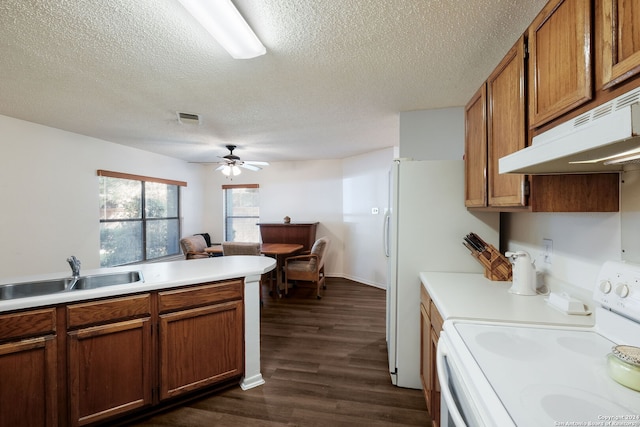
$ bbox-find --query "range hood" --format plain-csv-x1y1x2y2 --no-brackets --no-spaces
500,87,640,174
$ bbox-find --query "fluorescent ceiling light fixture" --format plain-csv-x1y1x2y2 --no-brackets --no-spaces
176,0,266,59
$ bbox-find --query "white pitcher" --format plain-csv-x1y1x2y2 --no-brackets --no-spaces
506,251,537,296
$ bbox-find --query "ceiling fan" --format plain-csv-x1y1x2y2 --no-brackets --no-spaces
215,145,269,176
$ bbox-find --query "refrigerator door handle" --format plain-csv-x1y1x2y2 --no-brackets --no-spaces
383,210,391,257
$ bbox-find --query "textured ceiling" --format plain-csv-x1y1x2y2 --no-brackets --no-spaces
0,0,547,163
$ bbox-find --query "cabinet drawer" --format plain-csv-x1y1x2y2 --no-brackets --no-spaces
0,308,56,342
158,280,243,314
430,301,444,334
67,293,151,329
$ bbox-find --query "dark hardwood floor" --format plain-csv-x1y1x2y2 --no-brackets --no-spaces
130,277,430,426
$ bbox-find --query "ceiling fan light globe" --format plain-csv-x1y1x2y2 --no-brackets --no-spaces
221,165,232,176
231,165,242,176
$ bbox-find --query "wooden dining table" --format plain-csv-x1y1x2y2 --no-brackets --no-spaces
205,243,304,297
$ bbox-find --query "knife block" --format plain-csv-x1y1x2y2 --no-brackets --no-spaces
468,244,513,281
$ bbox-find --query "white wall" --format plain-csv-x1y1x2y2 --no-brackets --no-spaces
202,159,345,277
0,106,475,288
399,107,465,161
504,211,621,295
0,115,207,279
342,148,394,287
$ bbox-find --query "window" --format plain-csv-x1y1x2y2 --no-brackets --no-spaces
98,170,186,267
223,184,260,242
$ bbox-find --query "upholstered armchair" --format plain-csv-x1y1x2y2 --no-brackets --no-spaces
284,237,330,299
179,235,210,259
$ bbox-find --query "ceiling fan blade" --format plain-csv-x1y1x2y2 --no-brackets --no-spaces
215,164,226,171
243,160,269,166
240,163,261,171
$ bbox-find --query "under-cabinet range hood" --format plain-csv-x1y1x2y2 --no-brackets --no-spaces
500,87,640,174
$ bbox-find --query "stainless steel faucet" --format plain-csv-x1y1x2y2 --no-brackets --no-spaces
67,256,81,278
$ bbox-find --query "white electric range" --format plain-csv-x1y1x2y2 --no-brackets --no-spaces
437,261,640,426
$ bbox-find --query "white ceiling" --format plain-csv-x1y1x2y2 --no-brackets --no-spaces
0,0,547,163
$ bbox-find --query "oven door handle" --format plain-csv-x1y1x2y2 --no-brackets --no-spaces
437,336,468,427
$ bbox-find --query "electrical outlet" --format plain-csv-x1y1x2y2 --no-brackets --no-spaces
371,207,379,214
543,238,553,264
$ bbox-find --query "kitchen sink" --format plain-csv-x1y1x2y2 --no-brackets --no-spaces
72,271,143,290
0,271,144,300
0,278,75,300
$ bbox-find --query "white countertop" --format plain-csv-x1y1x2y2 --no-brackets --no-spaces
420,272,595,327
0,256,276,313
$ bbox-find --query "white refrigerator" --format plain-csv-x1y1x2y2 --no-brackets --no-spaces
383,159,499,389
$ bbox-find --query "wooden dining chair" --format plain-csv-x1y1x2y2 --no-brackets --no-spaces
283,237,330,299
221,242,272,304
221,242,261,256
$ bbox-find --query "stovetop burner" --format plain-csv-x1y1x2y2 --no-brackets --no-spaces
522,384,634,426
440,261,640,427
455,318,640,427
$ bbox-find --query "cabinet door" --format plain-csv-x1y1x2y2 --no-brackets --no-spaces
464,84,488,207
430,302,443,426
602,0,640,88
430,329,441,427
529,0,592,127
420,303,431,413
68,318,153,426
159,300,243,400
0,336,57,427
487,36,527,207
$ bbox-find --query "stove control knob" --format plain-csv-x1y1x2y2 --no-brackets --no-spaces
599,280,612,294
615,283,630,298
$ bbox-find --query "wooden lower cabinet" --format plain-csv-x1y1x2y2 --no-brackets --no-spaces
420,286,443,427
0,308,57,427
67,318,153,426
0,280,245,425
157,280,244,400
420,302,431,413
0,336,57,427
67,294,153,426
159,301,243,400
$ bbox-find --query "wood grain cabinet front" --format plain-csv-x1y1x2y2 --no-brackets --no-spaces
66,294,152,427
420,289,432,413
158,301,243,400
464,84,488,208
0,308,57,427
464,28,620,212
487,36,527,208
0,279,247,426
420,286,443,427
157,281,244,401
601,0,640,89
528,0,593,128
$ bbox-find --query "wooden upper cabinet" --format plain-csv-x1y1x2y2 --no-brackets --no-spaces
487,36,527,207
529,0,592,128
464,84,488,207
601,0,640,88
